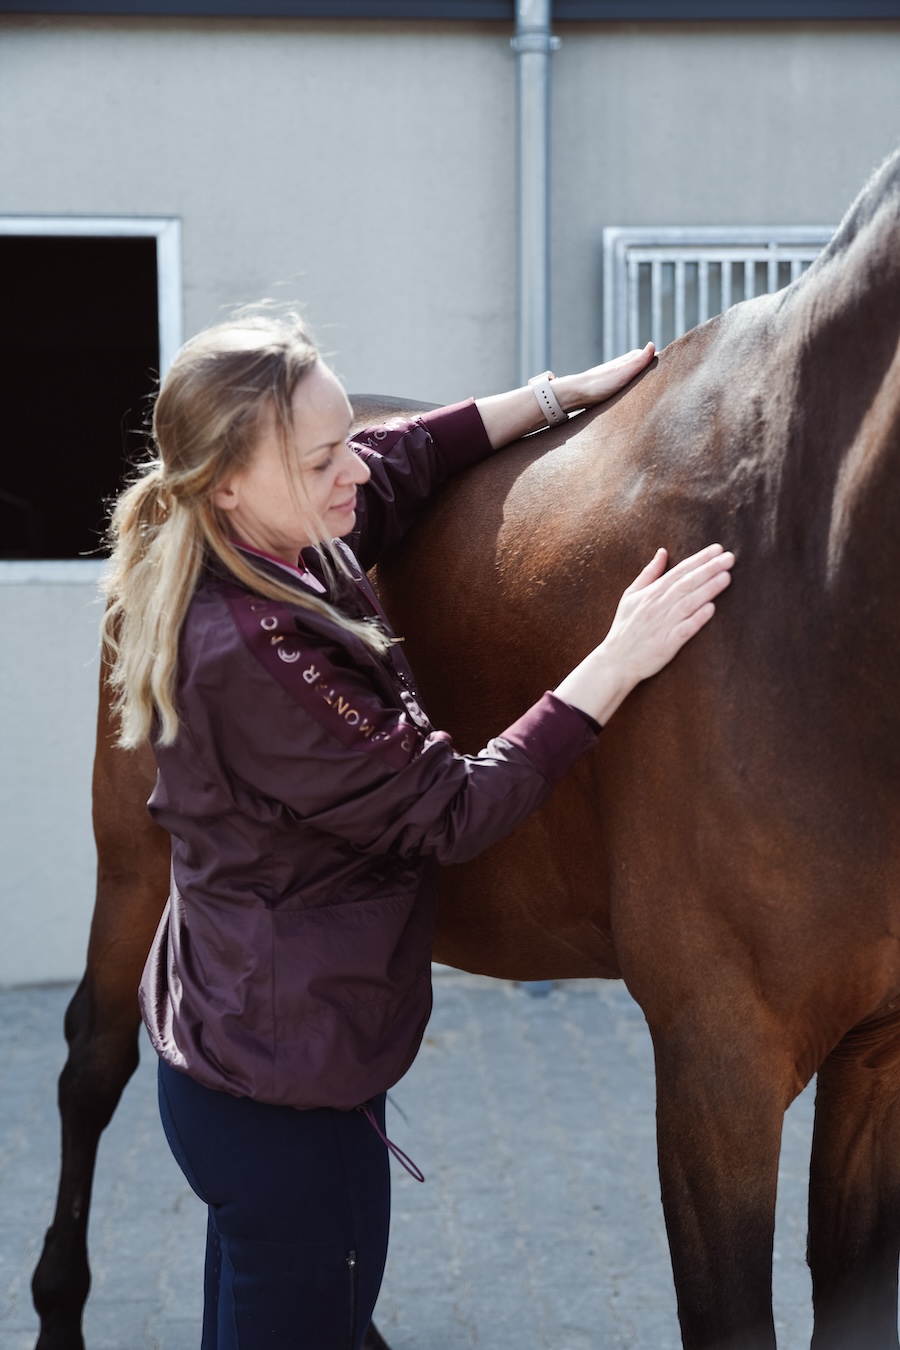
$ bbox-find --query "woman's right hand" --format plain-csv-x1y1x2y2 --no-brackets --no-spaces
553,544,735,727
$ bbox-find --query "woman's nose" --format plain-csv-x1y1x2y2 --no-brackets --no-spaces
339,444,371,485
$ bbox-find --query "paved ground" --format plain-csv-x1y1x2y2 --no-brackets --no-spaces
2,971,817,1350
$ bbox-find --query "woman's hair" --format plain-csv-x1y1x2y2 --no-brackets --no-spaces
101,311,390,750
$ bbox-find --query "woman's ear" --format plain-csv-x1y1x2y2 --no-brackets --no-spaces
213,479,240,513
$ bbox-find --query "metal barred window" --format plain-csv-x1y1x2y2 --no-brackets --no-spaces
602,226,835,360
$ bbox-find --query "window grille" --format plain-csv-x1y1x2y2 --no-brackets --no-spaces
602,225,834,361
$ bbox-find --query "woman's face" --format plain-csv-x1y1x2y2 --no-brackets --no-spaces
214,362,371,563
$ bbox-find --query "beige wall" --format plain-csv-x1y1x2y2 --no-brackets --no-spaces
1,15,899,985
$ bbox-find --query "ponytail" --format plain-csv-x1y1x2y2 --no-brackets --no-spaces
101,464,204,747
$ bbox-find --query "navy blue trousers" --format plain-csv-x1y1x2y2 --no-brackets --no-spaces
158,1059,391,1350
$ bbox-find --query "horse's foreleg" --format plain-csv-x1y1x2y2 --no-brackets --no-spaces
651,1012,792,1350
807,1010,900,1350
32,864,167,1350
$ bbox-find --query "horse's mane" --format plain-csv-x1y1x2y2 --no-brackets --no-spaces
809,144,900,276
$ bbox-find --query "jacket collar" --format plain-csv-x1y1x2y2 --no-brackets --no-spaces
205,544,384,655
233,541,327,594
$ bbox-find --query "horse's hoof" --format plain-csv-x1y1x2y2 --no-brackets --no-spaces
362,1322,392,1350
34,1322,85,1350
32,1230,89,1350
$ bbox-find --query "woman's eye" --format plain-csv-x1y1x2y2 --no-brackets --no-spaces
311,456,333,474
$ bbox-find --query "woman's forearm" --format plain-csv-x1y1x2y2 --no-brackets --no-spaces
474,343,655,451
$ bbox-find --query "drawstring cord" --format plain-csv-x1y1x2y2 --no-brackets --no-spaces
358,1103,425,1183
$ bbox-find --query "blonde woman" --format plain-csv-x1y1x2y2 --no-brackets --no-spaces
103,313,733,1350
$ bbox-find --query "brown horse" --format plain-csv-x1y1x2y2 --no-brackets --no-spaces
34,146,900,1350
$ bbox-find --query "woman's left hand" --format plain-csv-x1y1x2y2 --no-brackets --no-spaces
476,342,656,450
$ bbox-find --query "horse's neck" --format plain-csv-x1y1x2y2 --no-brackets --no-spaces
783,150,900,582
748,152,900,712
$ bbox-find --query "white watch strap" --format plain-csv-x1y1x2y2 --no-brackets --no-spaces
528,371,566,426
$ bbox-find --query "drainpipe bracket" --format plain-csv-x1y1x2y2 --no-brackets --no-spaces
510,33,561,53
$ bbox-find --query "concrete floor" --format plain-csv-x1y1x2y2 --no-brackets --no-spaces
2,971,817,1350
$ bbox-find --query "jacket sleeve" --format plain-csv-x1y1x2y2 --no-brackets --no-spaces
348,399,494,571
212,589,598,867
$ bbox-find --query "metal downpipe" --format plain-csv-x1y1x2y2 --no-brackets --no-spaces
512,0,560,386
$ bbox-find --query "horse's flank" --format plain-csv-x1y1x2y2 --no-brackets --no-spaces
378,147,900,1041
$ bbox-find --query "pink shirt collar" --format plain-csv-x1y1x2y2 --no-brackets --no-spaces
234,541,327,594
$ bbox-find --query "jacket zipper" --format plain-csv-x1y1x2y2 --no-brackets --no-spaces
346,1248,359,1350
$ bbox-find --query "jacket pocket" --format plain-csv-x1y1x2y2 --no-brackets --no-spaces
269,875,436,1109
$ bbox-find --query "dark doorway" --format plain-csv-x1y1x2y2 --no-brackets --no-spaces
0,235,160,559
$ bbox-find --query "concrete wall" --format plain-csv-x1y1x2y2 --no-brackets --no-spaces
7,18,899,402
2,15,899,985
0,17,518,405
0,567,103,986
550,22,900,371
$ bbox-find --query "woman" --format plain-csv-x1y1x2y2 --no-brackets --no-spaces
102,312,733,1350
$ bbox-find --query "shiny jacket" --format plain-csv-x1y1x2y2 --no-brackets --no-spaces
139,400,599,1110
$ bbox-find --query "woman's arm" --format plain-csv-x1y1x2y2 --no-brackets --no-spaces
350,345,655,566
212,540,733,869
349,401,492,569
475,343,655,450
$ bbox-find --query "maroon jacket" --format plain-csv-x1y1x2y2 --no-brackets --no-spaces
139,400,599,1110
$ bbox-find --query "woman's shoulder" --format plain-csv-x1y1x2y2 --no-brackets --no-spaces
184,570,303,655
184,567,374,686
179,571,416,769
176,573,251,691
176,575,321,732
